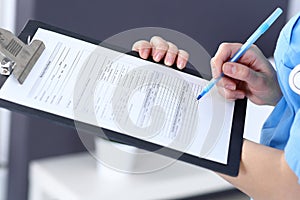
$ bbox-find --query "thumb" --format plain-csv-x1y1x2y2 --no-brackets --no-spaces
222,62,259,86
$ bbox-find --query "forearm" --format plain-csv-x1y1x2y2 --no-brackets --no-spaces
219,140,300,200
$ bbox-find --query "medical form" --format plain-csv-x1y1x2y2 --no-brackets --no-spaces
0,29,235,164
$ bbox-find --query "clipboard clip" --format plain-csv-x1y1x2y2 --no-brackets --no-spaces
0,28,45,84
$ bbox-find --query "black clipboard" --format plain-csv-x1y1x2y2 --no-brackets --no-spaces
0,20,247,176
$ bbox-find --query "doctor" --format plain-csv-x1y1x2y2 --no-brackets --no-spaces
132,13,300,199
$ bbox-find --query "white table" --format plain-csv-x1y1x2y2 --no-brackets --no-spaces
29,152,233,200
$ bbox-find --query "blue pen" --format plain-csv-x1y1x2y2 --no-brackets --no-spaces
197,7,283,100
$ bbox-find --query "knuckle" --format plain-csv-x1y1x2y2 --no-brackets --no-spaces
210,57,216,65
241,67,252,82
251,44,258,49
217,87,225,96
251,44,260,51
210,57,217,69
218,87,232,99
256,76,267,87
224,91,237,101
248,44,259,54
219,42,230,51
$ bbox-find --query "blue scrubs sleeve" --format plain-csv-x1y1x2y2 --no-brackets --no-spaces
261,13,300,183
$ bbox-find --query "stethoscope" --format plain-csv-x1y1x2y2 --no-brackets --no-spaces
289,64,300,95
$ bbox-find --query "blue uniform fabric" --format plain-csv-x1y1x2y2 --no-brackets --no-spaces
261,13,300,183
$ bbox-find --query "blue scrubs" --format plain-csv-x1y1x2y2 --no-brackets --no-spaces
261,13,300,183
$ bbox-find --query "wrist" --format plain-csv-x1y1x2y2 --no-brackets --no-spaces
269,80,283,106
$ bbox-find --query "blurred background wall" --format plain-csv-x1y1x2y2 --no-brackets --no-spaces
0,1,15,199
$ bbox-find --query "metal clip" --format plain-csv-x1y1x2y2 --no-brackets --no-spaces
0,28,45,84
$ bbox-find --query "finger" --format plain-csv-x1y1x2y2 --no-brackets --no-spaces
214,43,243,66
176,50,189,69
164,41,178,66
132,40,152,59
211,43,243,78
211,57,222,78
222,62,259,87
217,87,246,101
217,76,237,91
150,36,168,62
216,75,245,100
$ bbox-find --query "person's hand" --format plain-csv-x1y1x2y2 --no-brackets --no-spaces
132,36,189,69
211,43,282,106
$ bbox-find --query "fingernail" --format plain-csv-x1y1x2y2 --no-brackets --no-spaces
165,59,172,66
154,52,162,62
224,64,236,74
141,49,150,59
232,65,237,73
177,60,186,69
225,84,236,90
165,55,174,66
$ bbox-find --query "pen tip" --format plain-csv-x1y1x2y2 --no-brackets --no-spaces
196,95,202,101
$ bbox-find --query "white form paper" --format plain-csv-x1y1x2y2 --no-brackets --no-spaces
0,29,235,164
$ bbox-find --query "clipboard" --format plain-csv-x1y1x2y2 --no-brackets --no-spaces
0,20,247,176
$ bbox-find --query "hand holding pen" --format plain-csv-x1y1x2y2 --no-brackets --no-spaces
197,8,282,100
209,8,283,106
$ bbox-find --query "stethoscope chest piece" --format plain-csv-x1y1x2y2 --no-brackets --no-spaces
289,64,300,95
